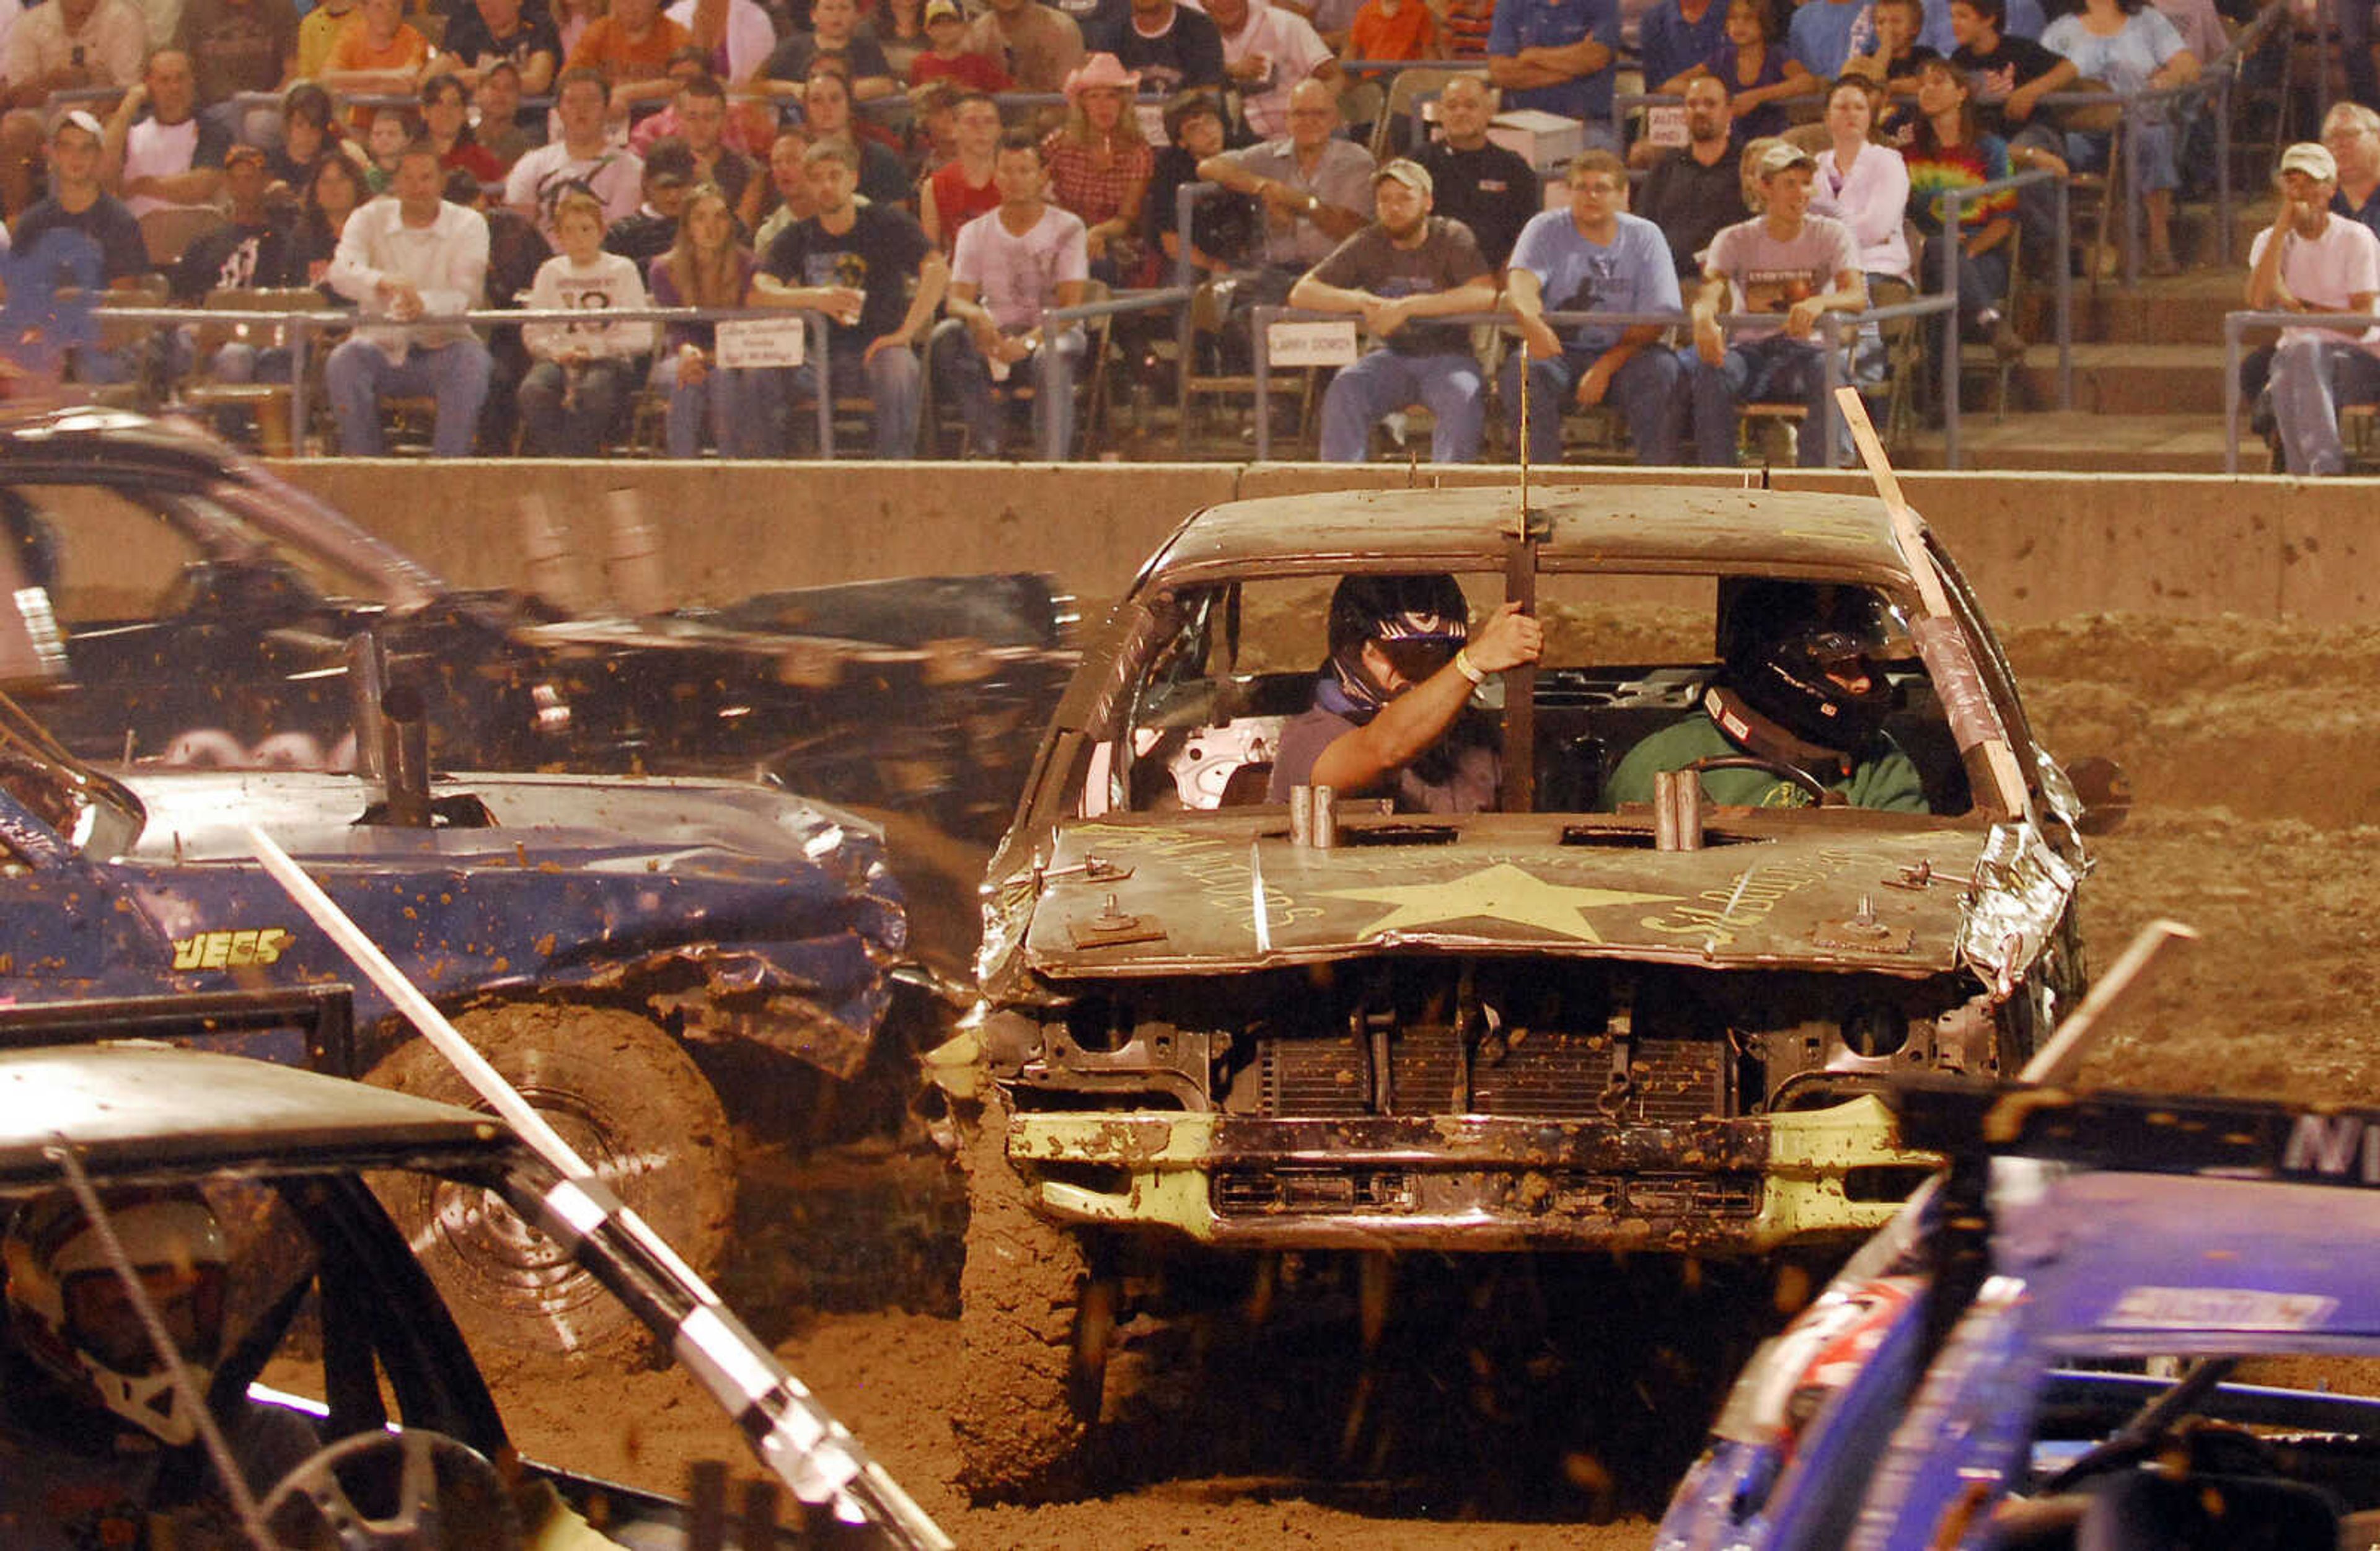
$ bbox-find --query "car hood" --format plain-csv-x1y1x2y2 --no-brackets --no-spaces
992,810,2078,993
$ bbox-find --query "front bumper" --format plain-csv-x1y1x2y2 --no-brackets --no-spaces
1006,1095,1928,1253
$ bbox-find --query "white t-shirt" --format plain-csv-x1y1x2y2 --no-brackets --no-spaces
6,0,144,91
523,250,658,359
121,116,203,219
503,141,646,246
2249,216,2380,353
1189,0,1333,138
951,203,1090,333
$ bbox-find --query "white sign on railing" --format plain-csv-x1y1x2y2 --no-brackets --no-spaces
1267,319,1360,367
1645,104,1688,147
715,315,807,368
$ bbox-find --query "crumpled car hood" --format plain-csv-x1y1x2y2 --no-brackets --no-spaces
1000,811,2030,985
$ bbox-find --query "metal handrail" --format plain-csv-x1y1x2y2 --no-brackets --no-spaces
2218,305,2380,473
1937,167,2068,467
1029,286,1191,459
1245,300,1957,465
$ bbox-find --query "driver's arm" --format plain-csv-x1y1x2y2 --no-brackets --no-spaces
1310,602,1541,794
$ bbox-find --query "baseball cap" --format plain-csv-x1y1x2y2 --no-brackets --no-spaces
1754,139,1816,178
55,108,104,141
2280,141,2339,182
1374,158,1432,196
224,143,269,169
924,0,963,21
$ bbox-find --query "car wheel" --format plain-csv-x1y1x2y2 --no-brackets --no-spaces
951,1089,1102,1502
363,1003,736,1359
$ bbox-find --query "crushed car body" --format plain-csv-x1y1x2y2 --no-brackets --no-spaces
0,407,1073,835
1658,1078,2380,1551
0,991,947,1549
940,483,2104,1494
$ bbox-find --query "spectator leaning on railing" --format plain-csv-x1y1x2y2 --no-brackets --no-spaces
1684,138,1866,467
2245,143,2380,479
1145,88,1256,278
566,0,695,115
752,136,948,458
932,127,1090,457
1903,57,2013,340
14,110,151,386
1290,157,1496,464
325,136,493,457
1503,147,1685,465
320,0,434,131
1196,76,1374,314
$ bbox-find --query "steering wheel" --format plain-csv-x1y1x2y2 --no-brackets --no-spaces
259,1429,524,1550
1683,754,1838,806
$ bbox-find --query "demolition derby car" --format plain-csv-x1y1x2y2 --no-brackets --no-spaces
0,407,1072,837
938,483,2107,1495
0,688,904,1355
1659,1078,2380,1551
0,993,945,1549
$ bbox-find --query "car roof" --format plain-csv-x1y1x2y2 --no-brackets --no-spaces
1139,486,1921,592
0,1045,516,1184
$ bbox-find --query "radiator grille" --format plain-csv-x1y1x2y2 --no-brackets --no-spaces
1256,1028,1727,1121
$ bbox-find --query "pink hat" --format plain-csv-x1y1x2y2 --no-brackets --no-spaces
1063,53,1141,98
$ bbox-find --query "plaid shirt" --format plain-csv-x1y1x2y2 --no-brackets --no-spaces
1040,132,1154,231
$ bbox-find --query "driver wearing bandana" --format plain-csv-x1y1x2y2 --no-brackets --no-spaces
1267,573,1545,813
1606,580,1928,812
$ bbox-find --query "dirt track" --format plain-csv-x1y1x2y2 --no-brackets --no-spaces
492,610,2375,1549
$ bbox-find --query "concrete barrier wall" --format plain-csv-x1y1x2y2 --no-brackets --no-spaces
270,459,2380,626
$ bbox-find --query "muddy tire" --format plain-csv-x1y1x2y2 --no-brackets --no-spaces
952,1092,1099,1502
363,1003,736,1359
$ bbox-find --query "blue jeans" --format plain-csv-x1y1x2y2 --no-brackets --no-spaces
1921,234,2010,325
651,353,782,457
2270,335,2380,476
1684,334,1838,467
787,343,922,459
1319,348,1484,464
930,324,1085,459
327,338,493,457
518,357,636,455
1499,346,1683,465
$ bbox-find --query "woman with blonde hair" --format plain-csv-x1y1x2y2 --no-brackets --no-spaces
1042,53,1153,286
647,182,778,456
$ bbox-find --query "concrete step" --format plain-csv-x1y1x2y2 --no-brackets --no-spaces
2001,342,2231,415
2060,270,2244,346
1895,411,2251,473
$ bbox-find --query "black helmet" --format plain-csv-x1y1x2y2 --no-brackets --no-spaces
1722,581,1894,752
1324,574,1471,716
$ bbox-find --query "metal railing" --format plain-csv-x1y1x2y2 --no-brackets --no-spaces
2218,305,2380,473
1243,300,1968,466
1937,167,2070,467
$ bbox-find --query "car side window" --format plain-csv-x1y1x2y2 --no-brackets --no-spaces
1,484,208,629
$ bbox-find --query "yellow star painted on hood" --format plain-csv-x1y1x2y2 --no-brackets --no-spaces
1318,863,1683,944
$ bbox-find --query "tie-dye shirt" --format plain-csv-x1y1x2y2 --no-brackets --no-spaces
1903,133,2011,235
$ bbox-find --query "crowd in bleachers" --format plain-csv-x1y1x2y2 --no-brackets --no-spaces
0,0,2335,465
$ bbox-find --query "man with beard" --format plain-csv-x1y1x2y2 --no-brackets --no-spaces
755,138,948,458
1635,72,1748,281
1267,573,1543,812
2247,142,2380,478
1608,581,1926,811
1411,73,1537,270
1289,157,1496,463
1501,147,1683,464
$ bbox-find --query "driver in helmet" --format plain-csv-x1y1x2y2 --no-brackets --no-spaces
1606,581,1928,812
0,1185,317,1550
1267,573,1545,813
